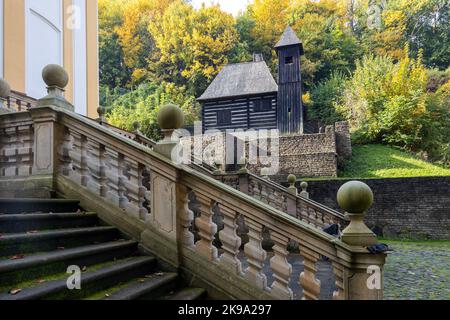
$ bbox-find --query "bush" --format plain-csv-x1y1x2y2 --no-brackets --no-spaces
307,72,347,125
338,48,449,165
105,82,200,141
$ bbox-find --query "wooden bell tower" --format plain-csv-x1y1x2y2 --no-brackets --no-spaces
275,26,305,134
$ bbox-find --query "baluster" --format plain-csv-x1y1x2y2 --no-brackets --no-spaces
270,233,293,300
218,204,242,275
194,192,218,261
117,153,129,209
98,144,108,197
3,126,17,177
79,135,90,186
332,262,346,300
58,127,73,176
260,184,268,204
86,139,100,194
178,185,195,249
106,147,120,206
243,219,268,290
137,164,149,221
16,124,33,176
123,158,140,218
299,245,321,300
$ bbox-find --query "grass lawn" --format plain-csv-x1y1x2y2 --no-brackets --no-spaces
340,144,450,179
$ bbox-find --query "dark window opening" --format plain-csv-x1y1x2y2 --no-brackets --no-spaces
285,56,293,64
217,110,232,125
254,99,272,112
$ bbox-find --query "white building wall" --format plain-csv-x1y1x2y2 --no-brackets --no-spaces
73,0,87,115
25,0,63,99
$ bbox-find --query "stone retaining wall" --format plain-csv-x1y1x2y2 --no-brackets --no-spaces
295,176,450,240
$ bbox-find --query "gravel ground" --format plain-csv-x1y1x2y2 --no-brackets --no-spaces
383,241,450,300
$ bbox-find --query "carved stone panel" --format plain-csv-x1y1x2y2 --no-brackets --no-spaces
151,174,176,236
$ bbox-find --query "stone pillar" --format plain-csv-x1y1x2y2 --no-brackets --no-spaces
35,64,74,112
153,104,185,160
335,121,352,158
337,181,386,300
0,79,12,114
286,174,297,216
29,65,72,178
299,181,309,199
141,104,185,267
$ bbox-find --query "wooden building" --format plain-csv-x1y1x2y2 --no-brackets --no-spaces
198,26,305,134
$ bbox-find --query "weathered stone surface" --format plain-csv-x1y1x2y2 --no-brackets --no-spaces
300,177,450,240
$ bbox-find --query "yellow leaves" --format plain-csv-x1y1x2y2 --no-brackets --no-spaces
251,0,290,43
148,0,238,88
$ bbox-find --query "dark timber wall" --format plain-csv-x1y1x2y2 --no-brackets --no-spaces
277,45,303,134
202,93,277,132
295,177,450,240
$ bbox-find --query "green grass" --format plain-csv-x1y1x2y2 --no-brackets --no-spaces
340,144,450,179
381,239,450,249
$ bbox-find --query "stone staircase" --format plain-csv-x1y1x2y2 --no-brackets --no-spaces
0,198,206,300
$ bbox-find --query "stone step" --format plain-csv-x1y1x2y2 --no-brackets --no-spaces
0,212,99,233
103,272,178,300
0,199,80,214
0,240,138,287
0,256,156,300
163,288,207,300
0,226,121,256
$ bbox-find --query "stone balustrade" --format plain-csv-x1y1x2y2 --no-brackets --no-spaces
0,67,386,300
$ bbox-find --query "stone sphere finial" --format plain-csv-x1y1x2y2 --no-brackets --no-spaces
133,121,141,131
337,181,373,214
157,104,185,130
338,181,377,247
0,78,11,98
42,64,69,89
287,174,296,185
300,181,308,192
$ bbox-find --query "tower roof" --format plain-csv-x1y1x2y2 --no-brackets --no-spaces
197,61,278,101
275,26,303,52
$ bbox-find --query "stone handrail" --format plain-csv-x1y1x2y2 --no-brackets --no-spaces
6,90,37,111
0,68,386,300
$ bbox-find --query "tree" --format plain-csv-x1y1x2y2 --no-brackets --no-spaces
148,1,239,96
98,0,131,89
289,0,361,88
115,0,174,83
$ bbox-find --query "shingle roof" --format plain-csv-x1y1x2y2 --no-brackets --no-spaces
275,26,302,49
197,61,278,101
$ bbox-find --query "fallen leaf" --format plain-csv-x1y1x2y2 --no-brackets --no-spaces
144,275,153,278
138,279,145,283
9,289,22,295
10,254,25,260
36,279,46,284
155,272,164,276
27,230,38,234
105,294,110,297
81,266,87,272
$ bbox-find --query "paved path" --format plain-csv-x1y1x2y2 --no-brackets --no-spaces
383,241,450,300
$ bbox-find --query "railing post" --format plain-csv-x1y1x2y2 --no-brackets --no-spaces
337,181,386,300
29,65,71,178
141,104,186,267
286,174,297,216
0,78,12,114
299,181,309,199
